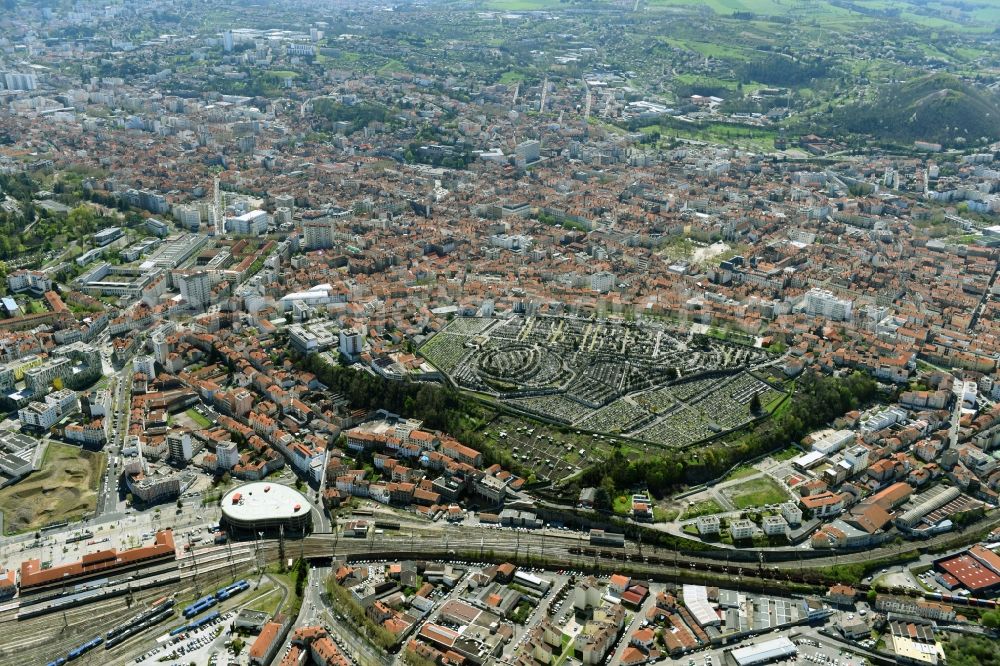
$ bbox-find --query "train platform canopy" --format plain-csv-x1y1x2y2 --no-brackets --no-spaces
19,530,175,589
730,637,797,666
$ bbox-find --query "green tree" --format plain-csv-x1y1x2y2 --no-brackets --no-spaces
293,557,309,597
944,635,1000,666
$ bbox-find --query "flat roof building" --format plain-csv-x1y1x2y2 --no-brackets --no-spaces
94,226,123,247
221,482,312,537
729,637,797,666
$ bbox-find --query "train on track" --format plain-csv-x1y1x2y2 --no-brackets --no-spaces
924,591,998,609
17,567,182,620
19,561,180,608
45,635,103,664
182,594,217,618
170,609,222,637
215,579,250,602
104,596,175,648
105,604,175,650
188,610,220,630
182,579,249,618
65,531,94,545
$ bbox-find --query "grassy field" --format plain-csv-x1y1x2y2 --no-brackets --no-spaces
649,0,787,13
663,37,747,60
0,442,105,534
682,498,724,519
722,464,759,483
185,408,213,428
267,570,303,618
771,446,801,462
653,506,679,522
246,582,284,616
499,71,526,84
671,73,740,90
726,476,790,509
483,0,564,9
642,121,778,152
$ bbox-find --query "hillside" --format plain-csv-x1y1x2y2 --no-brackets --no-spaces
825,74,1000,147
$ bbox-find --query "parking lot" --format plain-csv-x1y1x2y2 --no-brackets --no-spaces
655,629,871,666
793,636,866,666
133,610,234,665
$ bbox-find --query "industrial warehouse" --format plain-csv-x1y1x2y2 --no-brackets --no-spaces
727,637,798,666
934,545,1000,595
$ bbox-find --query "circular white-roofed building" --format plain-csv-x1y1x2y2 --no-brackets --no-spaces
220,482,313,537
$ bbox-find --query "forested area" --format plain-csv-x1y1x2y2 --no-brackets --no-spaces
737,55,830,86
311,99,393,134
943,634,1000,666
0,173,129,260
813,74,1000,147
0,172,40,259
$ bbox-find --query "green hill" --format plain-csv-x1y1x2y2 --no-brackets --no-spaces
827,74,1000,147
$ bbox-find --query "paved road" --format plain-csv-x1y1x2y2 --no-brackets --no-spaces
607,585,658,664
316,564,390,666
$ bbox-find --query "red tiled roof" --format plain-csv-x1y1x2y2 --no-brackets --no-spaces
20,530,175,589
937,553,1000,592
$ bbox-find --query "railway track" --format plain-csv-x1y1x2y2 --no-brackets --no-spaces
3,516,989,665
2,548,261,666
281,532,852,588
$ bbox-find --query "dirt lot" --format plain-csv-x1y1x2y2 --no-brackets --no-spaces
0,441,105,534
